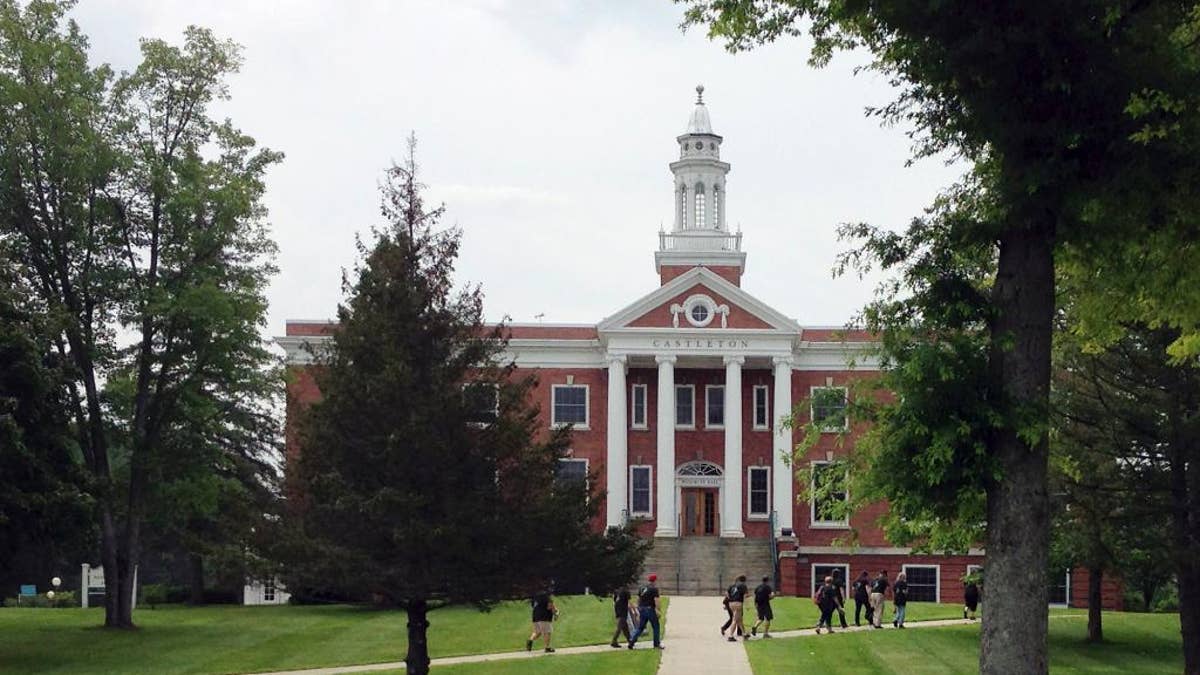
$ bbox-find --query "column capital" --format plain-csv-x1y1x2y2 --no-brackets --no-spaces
772,355,794,368
655,354,677,365
722,355,745,366
606,353,628,367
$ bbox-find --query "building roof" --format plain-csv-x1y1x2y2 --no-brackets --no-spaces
687,85,713,134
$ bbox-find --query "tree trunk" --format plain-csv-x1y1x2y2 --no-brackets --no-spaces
1166,352,1200,675
188,554,206,605
1180,561,1200,675
405,599,431,675
1087,567,1103,643
979,224,1055,675
99,507,122,628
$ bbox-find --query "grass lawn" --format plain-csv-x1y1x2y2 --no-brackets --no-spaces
746,611,1182,674
754,598,967,632
0,595,655,675
370,650,662,674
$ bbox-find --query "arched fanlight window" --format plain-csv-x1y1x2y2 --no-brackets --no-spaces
713,184,721,228
694,182,706,228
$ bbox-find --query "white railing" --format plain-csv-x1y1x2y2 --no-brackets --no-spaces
659,230,742,252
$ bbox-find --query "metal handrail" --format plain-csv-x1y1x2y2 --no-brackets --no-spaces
676,513,682,592
659,231,742,252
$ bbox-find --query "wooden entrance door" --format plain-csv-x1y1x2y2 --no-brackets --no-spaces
681,488,719,536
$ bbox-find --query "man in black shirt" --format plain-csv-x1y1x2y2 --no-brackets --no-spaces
751,576,775,638
610,587,633,648
870,570,890,629
852,571,872,626
832,569,849,628
526,589,557,652
628,573,664,650
726,575,749,642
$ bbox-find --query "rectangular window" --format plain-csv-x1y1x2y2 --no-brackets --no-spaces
630,465,652,517
1048,569,1070,606
552,385,588,427
748,466,770,517
631,384,648,429
706,385,725,428
812,563,849,596
555,458,588,486
753,385,769,429
675,385,695,427
811,461,849,527
463,382,499,425
811,386,848,432
902,565,940,603
263,578,276,602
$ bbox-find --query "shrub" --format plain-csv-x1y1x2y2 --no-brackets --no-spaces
3,591,77,608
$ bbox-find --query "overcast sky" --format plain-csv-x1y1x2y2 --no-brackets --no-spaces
71,0,964,334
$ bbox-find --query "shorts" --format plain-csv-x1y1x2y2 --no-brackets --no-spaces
755,603,773,621
532,621,553,634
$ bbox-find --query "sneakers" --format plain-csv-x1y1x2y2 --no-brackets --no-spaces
544,647,555,653
627,642,635,650
610,642,621,648
525,640,533,651
963,609,968,619
751,625,758,637
763,633,772,639
654,645,665,650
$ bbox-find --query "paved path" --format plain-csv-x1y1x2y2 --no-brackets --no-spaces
656,595,753,675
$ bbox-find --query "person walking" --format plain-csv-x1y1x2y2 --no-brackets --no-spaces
720,595,742,638
751,576,775,638
815,576,840,634
870,570,889,629
892,571,908,628
725,575,749,642
964,576,981,621
832,568,849,629
610,587,633,647
852,571,871,626
526,587,558,652
628,574,664,650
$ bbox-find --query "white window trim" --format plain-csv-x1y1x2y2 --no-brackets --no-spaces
966,564,984,577
629,464,653,518
752,385,770,430
901,564,941,604
810,563,850,596
1049,569,1071,607
556,457,589,489
810,385,849,433
675,384,696,429
683,294,716,328
810,460,850,529
551,384,590,430
631,384,648,430
705,384,725,429
747,465,771,520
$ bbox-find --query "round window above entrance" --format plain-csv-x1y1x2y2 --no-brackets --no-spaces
683,294,717,327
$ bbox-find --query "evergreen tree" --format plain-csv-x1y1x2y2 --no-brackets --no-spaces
285,138,647,675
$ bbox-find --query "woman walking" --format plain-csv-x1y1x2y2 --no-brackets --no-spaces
964,576,981,620
814,576,840,634
892,572,908,628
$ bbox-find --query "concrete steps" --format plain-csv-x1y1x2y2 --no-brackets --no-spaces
641,537,775,596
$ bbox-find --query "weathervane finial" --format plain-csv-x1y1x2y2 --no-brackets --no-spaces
696,84,705,104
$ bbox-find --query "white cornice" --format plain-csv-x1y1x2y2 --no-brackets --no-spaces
275,335,331,365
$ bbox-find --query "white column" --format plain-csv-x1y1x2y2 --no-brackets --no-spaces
722,356,745,537
655,355,678,537
773,356,794,535
605,354,628,529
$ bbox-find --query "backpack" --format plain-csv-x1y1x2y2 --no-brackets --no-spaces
727,584,739,600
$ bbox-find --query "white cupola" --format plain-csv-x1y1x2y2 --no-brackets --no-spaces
656,85,745,286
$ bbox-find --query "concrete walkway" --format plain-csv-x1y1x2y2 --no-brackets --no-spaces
656,595,753,674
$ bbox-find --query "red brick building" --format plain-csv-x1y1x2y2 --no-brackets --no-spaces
278,88,1119,610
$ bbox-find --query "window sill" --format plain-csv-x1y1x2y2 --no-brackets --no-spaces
704,425,725,431
630,513,654,520
818,427,848,434
752,426,770,432
551,424,591,431
675,425,696,430
631,425,649,431
747,514,771,521
810,522,851,530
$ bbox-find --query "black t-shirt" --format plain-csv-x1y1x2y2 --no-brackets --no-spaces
833,576,846,601
894,580,908,605
754,583,773,605
531,593,553,622
637,585,659,608
819,583,839,608
613,589,631,617
727,582,748,602
853,578,870,600
871,578,889,594
964,582,980,601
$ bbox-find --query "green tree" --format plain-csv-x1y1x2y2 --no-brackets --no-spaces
285,140,648,675
0,0,281,627
678,2,1200,672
